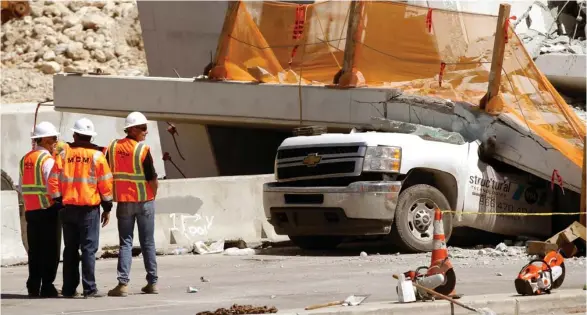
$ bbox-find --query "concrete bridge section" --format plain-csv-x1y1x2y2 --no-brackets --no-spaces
132,0,586,180
52,73,583,194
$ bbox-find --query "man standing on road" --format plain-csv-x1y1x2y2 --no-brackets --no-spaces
19,121,62,298
106,111,159,297
48,117,114,298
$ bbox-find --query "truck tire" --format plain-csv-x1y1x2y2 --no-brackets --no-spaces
390,184,453,253
1,169,28,252
289,235,344,250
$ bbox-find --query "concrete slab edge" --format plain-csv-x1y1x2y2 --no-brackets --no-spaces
272,289,586,315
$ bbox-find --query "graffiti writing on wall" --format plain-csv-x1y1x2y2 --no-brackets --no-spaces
170,213,214,237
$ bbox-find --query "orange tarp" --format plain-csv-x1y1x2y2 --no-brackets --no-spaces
211,1,585,168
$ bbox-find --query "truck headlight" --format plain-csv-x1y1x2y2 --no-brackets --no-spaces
363,146,401,172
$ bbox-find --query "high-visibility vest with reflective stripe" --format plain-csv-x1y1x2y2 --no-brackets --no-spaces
107,138,154,202
19,150,54,211
48,146,114,206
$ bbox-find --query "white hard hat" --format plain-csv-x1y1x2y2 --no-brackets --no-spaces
125,111,148,129
31,121,60,139
71,117,97,137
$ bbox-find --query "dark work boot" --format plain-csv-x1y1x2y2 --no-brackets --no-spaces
40,285,59,298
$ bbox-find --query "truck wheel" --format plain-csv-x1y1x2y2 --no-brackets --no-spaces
289,236,344,250
390,184,453,253
1,169,28,252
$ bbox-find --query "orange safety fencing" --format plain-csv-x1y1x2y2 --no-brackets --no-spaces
209,0,585,168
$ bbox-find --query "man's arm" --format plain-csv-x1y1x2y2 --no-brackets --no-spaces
95,153,114,204
48,155,62,200
95,153,113,227
42,157,55,192
142,148,158,197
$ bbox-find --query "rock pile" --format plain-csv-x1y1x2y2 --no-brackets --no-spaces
1,0,148,103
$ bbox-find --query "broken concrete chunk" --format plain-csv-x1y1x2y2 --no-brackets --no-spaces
495,242,508,252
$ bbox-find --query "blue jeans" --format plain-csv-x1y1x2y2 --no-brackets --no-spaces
60,206,100,296
116,201,158,285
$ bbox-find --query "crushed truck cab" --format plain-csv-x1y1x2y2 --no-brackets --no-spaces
263,124,564,252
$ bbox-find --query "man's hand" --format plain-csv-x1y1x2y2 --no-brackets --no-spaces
101,211,110,228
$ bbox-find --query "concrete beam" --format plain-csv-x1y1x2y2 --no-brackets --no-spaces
52,74,582,192
534,53,587,94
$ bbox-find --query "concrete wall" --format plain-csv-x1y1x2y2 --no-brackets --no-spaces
0,103,166,185
137,1,228,179
1,191,28,266
0,174,283,266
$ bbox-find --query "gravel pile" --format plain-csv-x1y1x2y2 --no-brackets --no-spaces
1,0,147,103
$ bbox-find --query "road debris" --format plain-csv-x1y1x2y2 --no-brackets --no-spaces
194,240,225,255
305,294,369,310
186,286,199,293
196,304,277,315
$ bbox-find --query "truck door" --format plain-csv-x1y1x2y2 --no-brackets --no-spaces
461,142,552,238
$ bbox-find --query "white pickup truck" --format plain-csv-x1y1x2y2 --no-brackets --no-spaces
263,123,577,252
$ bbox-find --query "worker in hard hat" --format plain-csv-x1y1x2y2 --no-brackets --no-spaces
105,111,159,297
53,128,107,158
19,121,62,298
48,117,114,298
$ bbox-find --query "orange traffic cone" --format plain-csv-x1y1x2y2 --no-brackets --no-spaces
426,208,456,296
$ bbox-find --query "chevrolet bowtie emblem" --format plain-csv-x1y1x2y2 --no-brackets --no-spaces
303,153,322,167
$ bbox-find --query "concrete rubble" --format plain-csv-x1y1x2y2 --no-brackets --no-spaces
1,0,148,103
515,0,587,117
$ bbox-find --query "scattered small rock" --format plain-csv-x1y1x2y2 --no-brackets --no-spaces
496,272,503,276
40,61,61,74
360,251,368,257
495,242,508,252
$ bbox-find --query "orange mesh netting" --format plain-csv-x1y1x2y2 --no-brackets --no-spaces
210,1,585,168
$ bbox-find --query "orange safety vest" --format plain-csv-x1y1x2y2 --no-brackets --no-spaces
107,138,154,202
48,145,114,206
19,150,54,211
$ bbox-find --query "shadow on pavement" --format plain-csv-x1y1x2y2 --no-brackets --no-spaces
257,239,406,257
256,228,510,257
1,293,32,299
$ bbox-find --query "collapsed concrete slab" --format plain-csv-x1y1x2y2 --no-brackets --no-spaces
534,53,587,93
52,73,582,193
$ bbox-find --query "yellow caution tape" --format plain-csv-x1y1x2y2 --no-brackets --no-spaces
440,210,586,216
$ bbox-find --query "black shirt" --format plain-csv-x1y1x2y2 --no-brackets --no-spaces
103,137,157,181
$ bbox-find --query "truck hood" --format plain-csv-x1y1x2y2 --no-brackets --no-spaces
279,131,466,149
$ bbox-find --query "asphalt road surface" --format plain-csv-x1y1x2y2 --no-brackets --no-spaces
1,243,585,315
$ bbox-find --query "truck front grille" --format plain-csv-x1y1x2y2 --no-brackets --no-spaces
277,161,356,180
276,144,366,181
277,145,361,159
